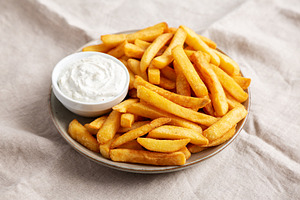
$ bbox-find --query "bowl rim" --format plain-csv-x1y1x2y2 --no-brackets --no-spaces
51,51,130,106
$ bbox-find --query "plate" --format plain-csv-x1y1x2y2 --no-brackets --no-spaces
49,34,250,174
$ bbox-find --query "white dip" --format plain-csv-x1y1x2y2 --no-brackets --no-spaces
58,55,127,103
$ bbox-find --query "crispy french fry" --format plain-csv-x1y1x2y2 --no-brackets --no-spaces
137,86,218,126
210,64,248,103
110,149,186,166
99,133,121,159
203,106,247,141
158,76,176,90
134,76,210,109
200,125,236,147
225,91,244,110
127,58,148,81
180,25,220,66
160,66,176,82
213,49,240,76
187,144,207,153
84,115,108,135
68,119,99,152
107,40,127,58
134,39,151,50
198,35,217,49
111,117,171,148
168,27,178,34
117,139,144,150
184,50,211,63
203,95,215,116
178,147,191,159
191,51,228,117
112,98,139,113
127,102,203,132
148,65,160,85
120,113,135,128
97,110,121,144
82,43,112,53
232,76,251,90
137,138,190,153
124,43,145,59
118,121,150,133
140,33,173,73
172,45,208,97
152,28,187,69
148,125,208,145
173,61,191,96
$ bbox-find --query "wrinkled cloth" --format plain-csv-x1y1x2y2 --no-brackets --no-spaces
0,0,299,199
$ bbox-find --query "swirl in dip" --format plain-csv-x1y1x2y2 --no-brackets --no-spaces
57,55,127,103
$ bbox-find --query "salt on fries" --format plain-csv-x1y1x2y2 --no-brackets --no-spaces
69,22,250,166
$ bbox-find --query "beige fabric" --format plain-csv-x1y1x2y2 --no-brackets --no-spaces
0,0,299,199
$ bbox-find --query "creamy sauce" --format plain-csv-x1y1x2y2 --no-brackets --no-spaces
58,55,127,103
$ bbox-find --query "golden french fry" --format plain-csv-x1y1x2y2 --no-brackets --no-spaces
180,25,220,66
119,59,135,89
158,76,176,90
210,64,248,103
187,144,207,153
112,98,139,113
134,39,151,50
178,147,191,159
124,43,145,59
107,40,127,58
127,58,148,81
120,113,135,128
172,45,208,97
117,139,144,150
191,51,228,117
84,115,108,135
137,86,217,126
118,121,150,133
68,119,99,152
203,106,247,141
213,49,240,76
203,94,215,116
99,133,121,159
200,125,236,147
127,102,203,132
173,61,191,96
148,125,208,145
148,65,161,85
140,33,173,73
110,149,186,166
160,66,176,82
97,110,121,144
152,28,187,69
168,27,178,34
82,43,112,53
137,138,190,153
198,35,217,49
232,76,251,90
111,117,171,148
134,76,210,109
225,91,244,110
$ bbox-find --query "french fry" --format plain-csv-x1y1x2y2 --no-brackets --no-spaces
120,113,135,128
124,43,145,59
187,144,207,153
225,91,244,110
160,66,176,82
134,39,151,50
213,49,240,76
180,25,220,66
178,147,191,159
210,64,248,103
203,106,247,141
200,125,236,147
111,117,171,148
68,119,99,152
110,149,186,166
140,33,173,73
152,28,187,69
148,125,208,145
232,76,251,90
99,133,121,159
172,45,208,97
82,43,112,53
198,35,217,49
119,59,135,89
128,88,137,98
117,139,144,150
97,110,121,144
158,76,176,90
127,58,148,81
118,121,150,133
84,115,107,135
173,61,191,96
134,76,210,109
112,98,139,113
148,65,160,85
191,51,228,117
107,40,127,58
137,86,218,126
203,94,215,116
137,138,190,153
127,102,203,132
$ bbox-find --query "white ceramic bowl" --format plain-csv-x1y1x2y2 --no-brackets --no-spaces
52,52,130,117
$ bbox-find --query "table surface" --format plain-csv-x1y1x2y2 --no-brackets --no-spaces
1,0,300,199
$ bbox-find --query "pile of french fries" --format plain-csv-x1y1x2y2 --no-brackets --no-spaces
68,22,251,166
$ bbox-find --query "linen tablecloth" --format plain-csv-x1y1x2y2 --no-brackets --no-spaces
1,0,299,199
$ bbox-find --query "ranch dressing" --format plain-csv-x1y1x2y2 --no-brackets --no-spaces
58,55,127,103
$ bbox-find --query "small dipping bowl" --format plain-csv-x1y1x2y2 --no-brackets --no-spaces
52,52,130,117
